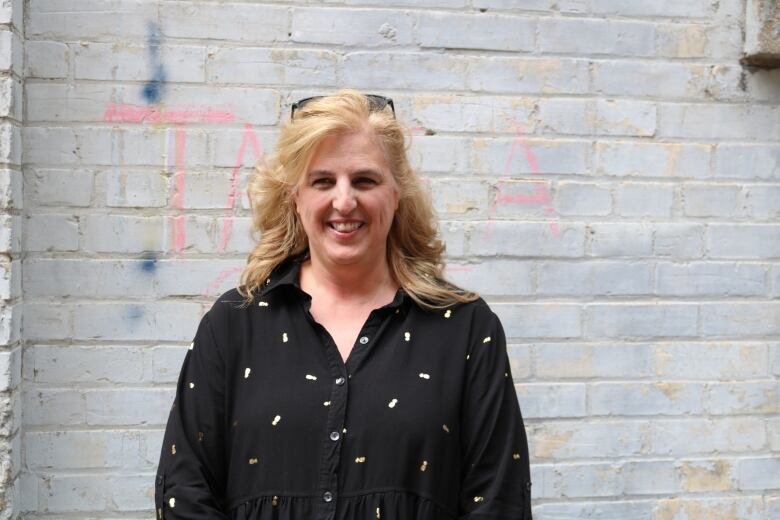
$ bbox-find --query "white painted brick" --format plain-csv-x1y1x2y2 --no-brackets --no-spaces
28,0,157,40
593,61,708,98
0,30,22,76
36,474,109,512
736,458,780,490
507,345,531,381
177,171,235,210
649,417,766,455
655,343,769,380
516,383,587,419
0,258,21,300
529,463,559,499
558,462,622,498
23,214,78,252
585,303,698,338
0,0,21,28
292,8,414,47
616,182,674,217
701,302,780,337
0,346,20,392
472,0,550,10
705,382,778,415
587,222,653,257
538,261,652,296
468,57,589,94
412,95,535,134
682,182,741,217
537,98,593,135
118,85,281,127
491,180,555,218
111,474,156,511
590,382,706,416
0,303,21,346
21,304,70,341
72,302,201,342
595,99,656,137
24,41,69,79
678,458,736,492
708,224,780,259
535,343,654,379
81,215,163,253
596,141,711,178
0,215,20,254
655,497,765,520
331,0,466,6
24,168,93,207
160,1,288,43
208,47,338,87
0,168,22,210
440,221,467,257
407,136,470,175
342,52,470,91
770,417,780,450
74,43,206,82
219,216,254,254
209,127,274,169
471,138,589,175
774,267,780,299
104,168,167,208
25,346,144,385
22,389,84,427
429,179,488,218
654,223,705,259
86,388,174,426
656,23,708,58
531,420,648,459
556,181,613,216
469,222,585,257
539,18,656,57
149,346,188,384
622,459,679,495
419,12,535,52
0,77,21,122
534,500,655,519
0,122,21,165
25,431,126,470
660,103,780,141
590,0,712,17
715,144,779,180
23,127,77,165
492,303,582,339
744,184,780,220
656,262,766,297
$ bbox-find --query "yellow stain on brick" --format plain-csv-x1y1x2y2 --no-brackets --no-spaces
655,497,746,520
534,430,573,459
680,460,732,492
655,381,684,401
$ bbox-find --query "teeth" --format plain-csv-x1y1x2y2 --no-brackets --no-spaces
332,222,362,232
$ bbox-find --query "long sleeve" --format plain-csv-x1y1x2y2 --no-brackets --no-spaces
458,310,532,519
155,312,229,519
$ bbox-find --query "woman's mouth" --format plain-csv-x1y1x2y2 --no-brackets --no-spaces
330,222,363,232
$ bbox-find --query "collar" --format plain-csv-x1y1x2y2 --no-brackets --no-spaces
258,255,408,312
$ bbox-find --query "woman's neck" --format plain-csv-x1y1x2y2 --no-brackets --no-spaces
299,255,397,306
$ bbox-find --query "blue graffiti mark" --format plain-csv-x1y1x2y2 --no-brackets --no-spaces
124,304,145,324
139,252,158,273
142,22,167,104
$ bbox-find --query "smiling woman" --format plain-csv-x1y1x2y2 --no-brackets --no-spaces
155,90,533,520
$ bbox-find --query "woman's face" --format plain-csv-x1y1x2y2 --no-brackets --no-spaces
294,129,400,270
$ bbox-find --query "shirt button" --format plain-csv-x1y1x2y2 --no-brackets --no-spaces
323,491,333,502
359,336,369,344
330,431,340,441
335,377,345,385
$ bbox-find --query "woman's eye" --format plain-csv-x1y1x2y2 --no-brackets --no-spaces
312,178,333,187
355,177,377,186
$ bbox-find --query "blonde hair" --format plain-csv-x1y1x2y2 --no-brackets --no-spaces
238,89,478,310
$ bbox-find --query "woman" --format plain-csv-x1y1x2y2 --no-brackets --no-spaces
155,90,532,519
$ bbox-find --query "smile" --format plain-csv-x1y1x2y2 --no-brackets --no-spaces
329,222,363,232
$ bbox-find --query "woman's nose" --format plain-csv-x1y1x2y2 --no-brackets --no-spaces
332,182,357,213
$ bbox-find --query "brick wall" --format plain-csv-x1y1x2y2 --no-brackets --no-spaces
15,0,780,518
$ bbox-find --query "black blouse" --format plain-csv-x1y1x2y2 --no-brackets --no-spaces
155,257,532,519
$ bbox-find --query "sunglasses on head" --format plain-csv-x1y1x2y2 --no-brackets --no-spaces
290,94,395,121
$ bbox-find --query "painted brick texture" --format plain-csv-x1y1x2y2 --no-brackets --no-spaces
15,0,780,519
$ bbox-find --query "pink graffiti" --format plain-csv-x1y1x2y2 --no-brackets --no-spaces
203,265,244,297
218,123,263,252
104,103,235,124
170,127,187,253
491,125,559,236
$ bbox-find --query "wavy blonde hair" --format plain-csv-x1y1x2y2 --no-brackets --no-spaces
238,89,478,310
